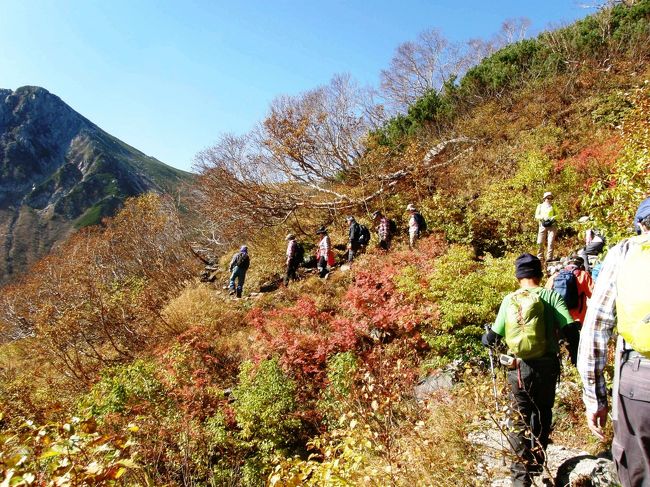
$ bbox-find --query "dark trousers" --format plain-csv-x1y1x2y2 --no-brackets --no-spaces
612,356,650,487
317,256,328,278
284,261,298,285
506,356,560,486
348,243,361,262
378,238,391,251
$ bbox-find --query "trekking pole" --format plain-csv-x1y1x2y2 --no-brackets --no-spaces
485,324,507,467
485,325,499,413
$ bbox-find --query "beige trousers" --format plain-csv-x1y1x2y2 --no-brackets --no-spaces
537,224,556,261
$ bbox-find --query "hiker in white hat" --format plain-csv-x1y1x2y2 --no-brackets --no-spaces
534,191,557,262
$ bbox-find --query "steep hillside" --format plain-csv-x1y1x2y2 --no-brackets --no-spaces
0,3,649,487
0,86,192,283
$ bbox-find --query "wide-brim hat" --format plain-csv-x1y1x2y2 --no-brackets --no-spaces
543,191,553,199
315,226,327,234
406,204,417,211
371,210,381,218
285,233,296,241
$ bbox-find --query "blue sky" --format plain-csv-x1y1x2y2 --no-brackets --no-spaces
1,1,591,172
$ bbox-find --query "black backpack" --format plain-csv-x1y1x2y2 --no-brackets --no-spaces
293,242,305,264
358,224,371,245
414,213,427,233
388,219,398,235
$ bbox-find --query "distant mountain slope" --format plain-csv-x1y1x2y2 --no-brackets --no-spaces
0,86,192,284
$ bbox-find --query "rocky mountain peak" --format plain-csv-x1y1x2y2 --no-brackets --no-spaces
0,86,191,284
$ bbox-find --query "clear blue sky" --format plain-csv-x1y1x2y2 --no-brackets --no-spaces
0,1,591,172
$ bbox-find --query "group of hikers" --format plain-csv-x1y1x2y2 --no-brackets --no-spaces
483,194,650,487
227,203,427,293
225,192,650,487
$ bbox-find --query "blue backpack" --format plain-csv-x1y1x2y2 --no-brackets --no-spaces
553,269,579,309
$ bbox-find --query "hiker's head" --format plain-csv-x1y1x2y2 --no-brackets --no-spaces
406,204,417,213
634,197,650,235
372,210,382,220
568,254,585,269
543,191,553,202
316,226,327,235
285,233,296,241
346,216,355,225
240,246,248,254
515,253,543,284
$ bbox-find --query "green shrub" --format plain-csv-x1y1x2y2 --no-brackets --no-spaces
423,246,516,367
233,358,301,485
79,360,168,418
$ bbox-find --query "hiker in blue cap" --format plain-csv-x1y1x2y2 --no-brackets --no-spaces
228,245,250,298
578,196,650,487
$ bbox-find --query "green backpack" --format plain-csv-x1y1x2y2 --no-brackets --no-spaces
504,289,548,360
617,234,650,357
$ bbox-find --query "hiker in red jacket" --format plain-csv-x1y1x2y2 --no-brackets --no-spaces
546,255,594,324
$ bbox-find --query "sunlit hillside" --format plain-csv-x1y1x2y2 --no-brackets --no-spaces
1,2,649,485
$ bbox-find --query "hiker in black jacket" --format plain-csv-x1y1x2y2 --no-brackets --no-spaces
228,246,250,298
346,216,361,262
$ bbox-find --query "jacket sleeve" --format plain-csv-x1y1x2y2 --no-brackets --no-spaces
535,204,542,221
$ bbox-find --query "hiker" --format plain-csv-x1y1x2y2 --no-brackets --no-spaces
535,191,557,262
546,255,594,324
577,197,650,487
284,234,303,286
482,253,580,487
577,217,606,273
407,204,426,249
228,245,250,298
346,216,361,262
372,210,395,250
315,226,332,278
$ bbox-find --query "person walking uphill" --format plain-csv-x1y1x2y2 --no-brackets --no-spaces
482,253,579,487
577,197,650,487
228,246,250,298
407,204,426,249
284,234,303,286
346,216,361,262
315,226,332,278
372,210,395,251
535,192,557,261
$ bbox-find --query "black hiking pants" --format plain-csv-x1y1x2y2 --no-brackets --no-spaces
317,256,328,278
506,355,560,487
284,260,298,285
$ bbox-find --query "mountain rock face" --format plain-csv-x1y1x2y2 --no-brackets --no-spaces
0,86,191,284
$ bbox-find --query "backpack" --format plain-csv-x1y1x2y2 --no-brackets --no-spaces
414,212,427,233
591,262,602,281
388,219,398,235
358,224,371,245
504,289,548,360
553,269,579,309
617,235,650,356
234,252,249,269
593,229,606,246
293,242,305,265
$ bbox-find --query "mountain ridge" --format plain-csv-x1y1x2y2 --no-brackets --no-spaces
0,85,192,283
